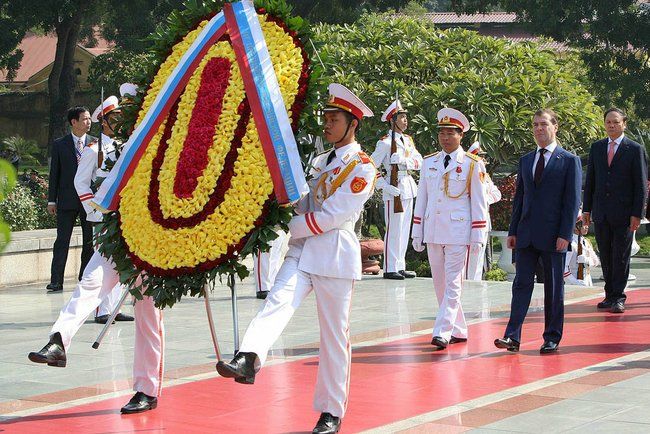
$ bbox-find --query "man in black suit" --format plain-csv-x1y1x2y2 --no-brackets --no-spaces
495,109,582,354
46,107,95,292
583,108,648,313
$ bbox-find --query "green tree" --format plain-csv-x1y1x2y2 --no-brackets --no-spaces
450,0,650,120
0,159,17,251
286,0,426,23
310,13,603,170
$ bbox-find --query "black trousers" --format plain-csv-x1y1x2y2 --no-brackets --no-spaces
50,208,93,285
594,220,633,303
505,246,565,343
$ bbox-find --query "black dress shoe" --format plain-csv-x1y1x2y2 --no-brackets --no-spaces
256,290,269,300
312,412,341,434
597,298,613,309
494,337,520,352
431,336,448,350
399,270,417,279
28,332,66,367
94,315,115,324
115,313,134,321
216,352,259,384
383,272,405,280
611,301,625,313
540,341,559,354
120,391,157,414
449,336,467,344
46,283,63,292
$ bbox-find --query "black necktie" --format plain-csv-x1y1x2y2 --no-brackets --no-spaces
444,154,451,169
326,150,336,165
534,148,547,186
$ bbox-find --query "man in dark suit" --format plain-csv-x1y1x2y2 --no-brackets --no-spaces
46,107,95,292
582,108,648,313
495,109,582,354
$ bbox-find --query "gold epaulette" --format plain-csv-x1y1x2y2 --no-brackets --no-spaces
424,151,440,159
465,151,481,161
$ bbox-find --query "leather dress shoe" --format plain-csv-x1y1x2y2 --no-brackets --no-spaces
431,336,448,350
313,412,341,434
540,341,559,354
597,298,613,309
46,283,63,292
216,352,259,384
383,272,405,280
28,332,66,367
120,391,157,414
94,315,115,324
611,301,625,313
494,337,520,352
399,270,417,279
449,336,467,344
115,313,134,321
256,290,269,300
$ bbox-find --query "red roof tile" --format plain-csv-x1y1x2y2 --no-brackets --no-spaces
418,12,518,24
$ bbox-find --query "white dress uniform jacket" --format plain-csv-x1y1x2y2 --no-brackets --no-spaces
564,233,600,286
412,148,489,245
371,131,423,201
466,172,502,280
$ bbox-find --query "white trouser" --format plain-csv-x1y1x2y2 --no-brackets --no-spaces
96,282,123,316
466,239,487,281
383,197,413,273
133,295,164,397
427,243,468,341
239,256,354,418
50,251,121,349
252,230,288,293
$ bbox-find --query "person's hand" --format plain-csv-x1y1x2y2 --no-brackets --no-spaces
470,242,483,253
582,212,591,228
384,185,401,197
390,153,406,165
576,254,586,264
630,216,641,232
47,203,57,215
556,237,569,251
412,237,425,252
506,235,516,249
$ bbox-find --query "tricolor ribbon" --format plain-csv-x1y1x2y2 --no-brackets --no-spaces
92,0,307,212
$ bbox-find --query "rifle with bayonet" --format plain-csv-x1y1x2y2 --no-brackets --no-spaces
576,219,584,280
97,87,104,168
390,90,403,213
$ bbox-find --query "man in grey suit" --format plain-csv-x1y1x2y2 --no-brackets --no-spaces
583,108,648,313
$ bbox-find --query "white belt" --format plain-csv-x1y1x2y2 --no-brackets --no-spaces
338,220,355,234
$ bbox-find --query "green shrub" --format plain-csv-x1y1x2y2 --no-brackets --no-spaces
0,184,39,231
19,170,56,229
485,267,508,281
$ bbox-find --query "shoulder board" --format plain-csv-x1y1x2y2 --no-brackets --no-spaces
465,151,481,161
380,134,388,140
424,151,440,159
357,151,372,164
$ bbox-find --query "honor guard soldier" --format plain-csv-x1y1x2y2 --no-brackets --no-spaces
217,84,376,434
411,108,489,350
252,228,289,299
564,215,600,286
29,88,164,415
465,142,502,280
371,100,423,279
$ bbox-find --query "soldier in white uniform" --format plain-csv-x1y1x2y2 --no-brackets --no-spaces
217,84,376,434
564,218,600,286
28,88,164,415
371,100,423,279
252,228,289,299
412,108,489,350
465,141,501,280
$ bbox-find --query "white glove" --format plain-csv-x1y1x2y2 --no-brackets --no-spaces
383,184,401,197
390,152,406,165
412,237,425,252
470,242,483,253
86,209,104,223
576,254,586,264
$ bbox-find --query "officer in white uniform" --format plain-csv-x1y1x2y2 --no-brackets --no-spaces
412,108,488,350
217,84,376,434
371,100,423,279
28,88,164,415
564,217,600,286
465,141,501,280
252,228,289,299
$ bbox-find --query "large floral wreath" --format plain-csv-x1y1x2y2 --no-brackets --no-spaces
96,0,320,308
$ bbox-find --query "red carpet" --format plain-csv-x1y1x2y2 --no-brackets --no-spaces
3,290,650,433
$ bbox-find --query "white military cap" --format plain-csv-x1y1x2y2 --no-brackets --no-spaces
467,141,486,155
91,95,121,123
437,108,470,132
381,99,408,122
323,83,374,119
119,83,138,97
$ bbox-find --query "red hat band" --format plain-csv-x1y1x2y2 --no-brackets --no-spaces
328,97,364,120
102,104,119,117
439,116,464,130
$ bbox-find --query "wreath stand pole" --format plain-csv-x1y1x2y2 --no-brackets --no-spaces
203,282,222,361
92,286,131,349
228,273,240,353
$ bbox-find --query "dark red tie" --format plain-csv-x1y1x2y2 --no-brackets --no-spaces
534,148,546,186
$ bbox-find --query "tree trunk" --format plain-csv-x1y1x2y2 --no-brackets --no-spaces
47,12,82,153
